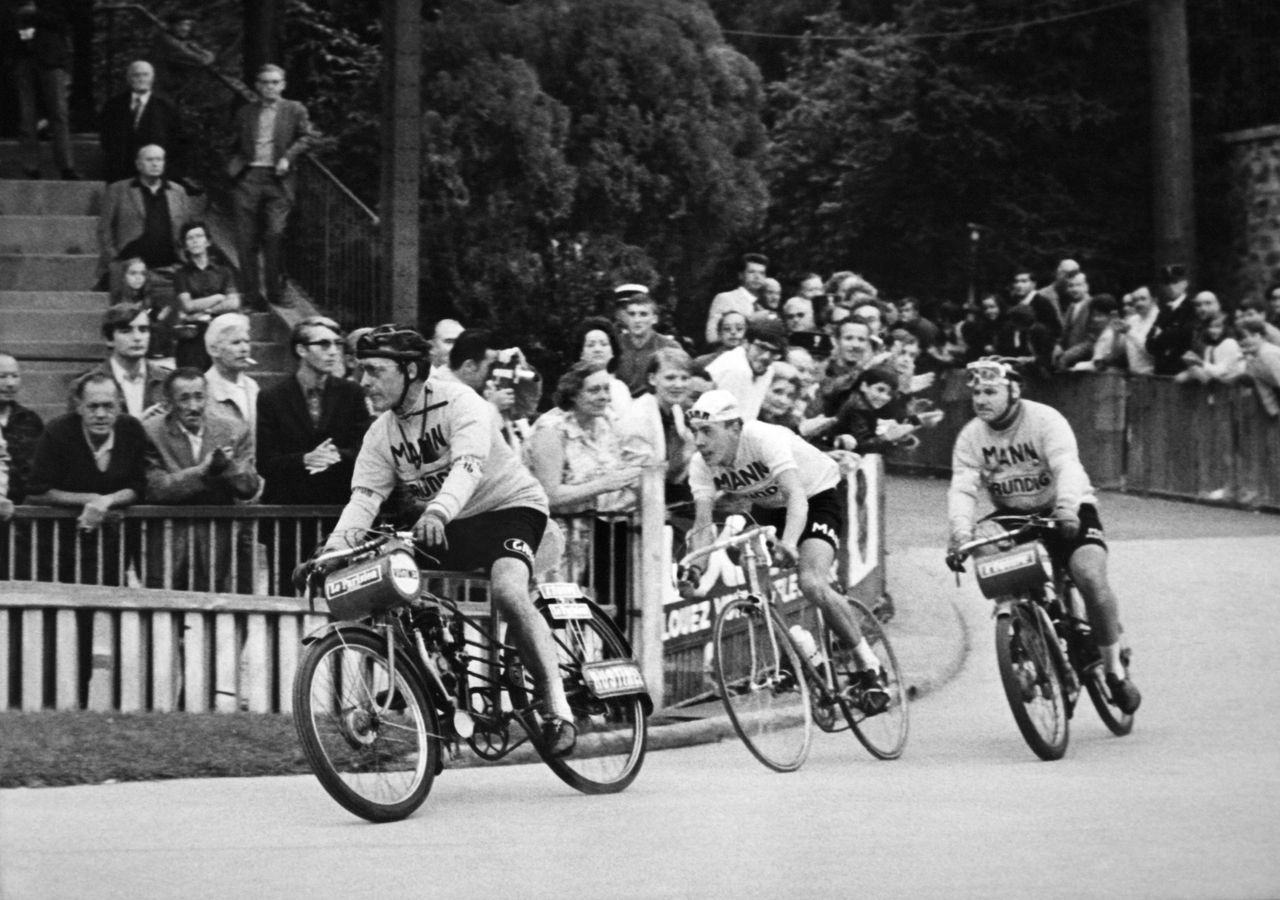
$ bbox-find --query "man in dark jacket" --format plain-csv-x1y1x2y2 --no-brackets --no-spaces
257,316,369,592
1145,264,1197,376
1,0,78,179
98,59,189,184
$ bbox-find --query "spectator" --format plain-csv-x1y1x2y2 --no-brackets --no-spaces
885,329,936,395
1146,263,1196,376
760,277,783,314
962,294,1005,362
110,258,174,360
81,303,171,418
428,319,464,376
797,273,825,301
1062,294,1123,371
148,12,216,89
0,433,9,522
257,316,371,590
611,283,650,331
705,253,768,345
1112,285,1159,375
757,362,804,431
98,60,187,185
524,362,642,613
0,353,43,504
706,315,787,421
97,144,191,297
695,310,748,368
1056,270,1096,355
1037,258,1081,321
781,296,816,334
203,313,258,440
617,348,697,514
816,317,884,414
1,0,77,179
1176,312,1243,385
143,368,260,591
1010,266,1064,338
228,64,318,309
1236,297,1280,346
897,296,940,351
172,221,240,370
994,304,1056,380
614,292,681,397
824,367,942,455
1267,283,1280,327
26,372,146,585
444,329,542,453
573,316,632,413
851,301,887,344
1237,320,1280,416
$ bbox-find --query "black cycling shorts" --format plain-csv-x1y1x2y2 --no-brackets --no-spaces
427,506,547,574
1001,503,1107,573
751,486,844,552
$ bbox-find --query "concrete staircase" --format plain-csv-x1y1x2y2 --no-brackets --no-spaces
0,138,296,425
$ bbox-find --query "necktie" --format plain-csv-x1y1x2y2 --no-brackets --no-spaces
132,96,144,127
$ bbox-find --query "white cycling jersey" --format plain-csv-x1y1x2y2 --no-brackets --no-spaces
689,420,839,509
331,378,547,541
948,398,1095,536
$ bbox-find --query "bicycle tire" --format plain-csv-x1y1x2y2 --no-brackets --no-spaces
506,602,647,794
712,597,813,773
1083,665,1136,736
826,598,910,760
293,628,440,822
994,603,1069,761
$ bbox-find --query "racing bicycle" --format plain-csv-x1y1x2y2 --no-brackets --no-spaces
677,523,908,772
946,514,1135,761
292,529,651,821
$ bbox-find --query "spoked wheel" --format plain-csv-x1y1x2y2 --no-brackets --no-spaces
712,597,812,772
994,604,1069,761
507,603,648,794
827,599,910,760
293,628,440,822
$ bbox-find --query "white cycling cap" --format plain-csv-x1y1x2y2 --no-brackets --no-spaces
688,389,742,423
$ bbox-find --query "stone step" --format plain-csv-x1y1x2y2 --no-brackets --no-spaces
0,136,105,181
0,307,102,343
0,254,99,291
0,180,104,217
0,215,99,255
0,290,107,311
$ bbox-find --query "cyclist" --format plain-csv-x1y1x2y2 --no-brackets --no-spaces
947,357,1142,713
323,324,577,755
684,389,890,712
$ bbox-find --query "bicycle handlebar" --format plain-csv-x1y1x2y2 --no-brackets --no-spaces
677,525,776,569
946,515,1059,572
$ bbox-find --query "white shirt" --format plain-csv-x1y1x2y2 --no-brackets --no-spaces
1122,307,1159,375
704,286,756,345
689,420,839,509
706,345,774,421
109,357,148,418
205,367,259,436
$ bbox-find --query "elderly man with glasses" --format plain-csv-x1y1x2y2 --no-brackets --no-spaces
257,316,372,592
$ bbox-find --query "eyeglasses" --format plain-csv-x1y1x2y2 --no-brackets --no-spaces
304,339,340,350
783,312,806,321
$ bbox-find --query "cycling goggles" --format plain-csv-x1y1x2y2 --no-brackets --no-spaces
965,358,1018,387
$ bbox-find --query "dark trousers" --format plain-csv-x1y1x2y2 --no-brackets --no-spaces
232,168,291,305
12,61,73,172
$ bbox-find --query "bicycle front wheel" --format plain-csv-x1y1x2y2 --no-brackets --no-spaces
825,598,910,760
712,597,812,773
1083,664,1135,736
508,602,648,794
994,604,1069,761
293,628,440,822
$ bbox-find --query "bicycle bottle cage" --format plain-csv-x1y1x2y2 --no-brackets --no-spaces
973,543,1050,600
323,550,422,620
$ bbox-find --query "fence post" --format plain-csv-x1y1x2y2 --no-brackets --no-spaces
632,464,667,711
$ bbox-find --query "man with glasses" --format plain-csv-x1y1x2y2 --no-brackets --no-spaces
781,296,816,334
257,316,371,591
227,64,317,310
947,358,1141,714
706,315,787,421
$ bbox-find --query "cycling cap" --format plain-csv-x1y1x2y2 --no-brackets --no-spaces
688,389,742,423
354,324,431,363
965,357,1021,387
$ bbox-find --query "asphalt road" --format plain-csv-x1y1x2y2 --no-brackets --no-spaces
2,478,1277,899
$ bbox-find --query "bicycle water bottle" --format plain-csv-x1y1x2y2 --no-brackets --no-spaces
789,625,824,667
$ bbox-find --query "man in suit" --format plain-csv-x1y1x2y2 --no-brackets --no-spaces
227,64,318,309
98,60,188,185
144,368,260,592
1,0,78,179
1145,263,1197,376
257,316,370,592
96,144,192,295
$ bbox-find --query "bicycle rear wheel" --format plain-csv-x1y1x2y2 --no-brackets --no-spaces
293,628,440,822
508,602,648,794
712,597,812,773
826,599,909,760
994,603,1069,760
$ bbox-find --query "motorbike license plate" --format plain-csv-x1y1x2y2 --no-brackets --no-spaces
546,601,593,621
581,660,646,697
